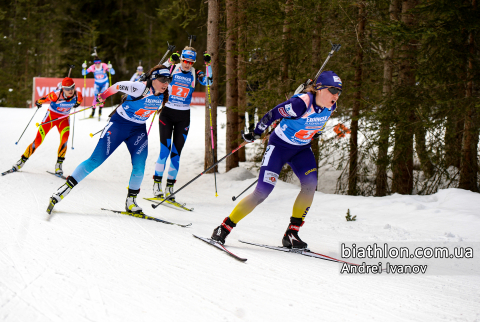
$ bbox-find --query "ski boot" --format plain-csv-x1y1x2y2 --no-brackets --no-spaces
153,176,164,198
47,176,78,214
211,217,236,245
125,188,143,214
55,157,65,175
165,179,176,202
12,155,28,171
282,217,308,249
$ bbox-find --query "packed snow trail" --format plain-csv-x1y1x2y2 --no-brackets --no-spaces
1,107,479,322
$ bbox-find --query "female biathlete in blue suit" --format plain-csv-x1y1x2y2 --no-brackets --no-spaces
47,66,172,215
151,47,212,202
211,71,343,249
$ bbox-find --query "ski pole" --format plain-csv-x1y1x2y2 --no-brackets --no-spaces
15,108,39,144
83,60,87,117
67,64,75,77
36,105,95,127
71,112,76,149
205,61,218,197
232,179,258,201
187,33,197,47
229,130,274,201
158,42,176,65
147,108,162,135
90,129,102,137
152,141,249,209
294,42,341,95
108,61,112,109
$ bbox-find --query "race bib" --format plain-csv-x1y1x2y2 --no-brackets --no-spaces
171,85,190,98
134,109,155,118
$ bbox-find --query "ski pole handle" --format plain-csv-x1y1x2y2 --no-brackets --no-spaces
158,42,176,65
313,43,341,83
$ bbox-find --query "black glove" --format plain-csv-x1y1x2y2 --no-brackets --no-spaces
196,70,205,81
138,73,148,82
203,52,212,64
170,52,180,63
242,131,260,143
312,131,322,140
73,102,81,108
35,101,42,108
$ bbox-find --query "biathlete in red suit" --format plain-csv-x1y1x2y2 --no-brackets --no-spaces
12,77,83,175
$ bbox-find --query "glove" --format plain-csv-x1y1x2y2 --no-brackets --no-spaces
312,131,322,140
196,70,205,81
139,73,148,82
203,52,212,64
242,131,260,143
82,63,87,69
35,101,42,108
73,102,81,108
107,63,112,69
170,52,180,63
96,95,105,107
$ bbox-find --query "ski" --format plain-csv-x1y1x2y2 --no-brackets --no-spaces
193,235,247,262
46,171,67,180
144,197,194,212
100,208,191,227
238,240,359,266
2,168,17,176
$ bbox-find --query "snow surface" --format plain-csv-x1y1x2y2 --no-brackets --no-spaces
1,106,480,322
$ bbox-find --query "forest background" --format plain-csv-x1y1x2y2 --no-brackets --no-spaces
1,0,479,196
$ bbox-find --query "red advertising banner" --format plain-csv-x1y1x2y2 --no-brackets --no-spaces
191,91,206,106
31,77,205,107
32,77,96,108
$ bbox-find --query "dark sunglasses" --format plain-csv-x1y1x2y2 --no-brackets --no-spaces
153,75,172,84
63,85,75,90
182,60,194,66
326,87,342,96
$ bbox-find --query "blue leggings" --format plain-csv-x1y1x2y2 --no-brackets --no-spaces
71,114,148,190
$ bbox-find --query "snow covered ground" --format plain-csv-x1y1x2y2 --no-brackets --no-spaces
1,106,480,322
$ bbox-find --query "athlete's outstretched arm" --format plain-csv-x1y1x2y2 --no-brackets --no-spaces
98,81,147,101
253,97,309,135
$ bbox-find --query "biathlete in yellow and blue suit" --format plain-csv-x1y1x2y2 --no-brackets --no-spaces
211,71,343,249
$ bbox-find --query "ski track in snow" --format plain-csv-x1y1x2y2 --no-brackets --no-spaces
1,106,480,322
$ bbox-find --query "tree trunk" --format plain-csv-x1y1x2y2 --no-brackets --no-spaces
375,0,399,196
237,0,247,162
348,2,366,196
459,0,478,192
311,1,322,188
391,0,418,195
281,0,292,94
226,0,239,171
204,0,219,173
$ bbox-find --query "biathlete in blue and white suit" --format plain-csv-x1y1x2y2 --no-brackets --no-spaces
82,56,116,118
211,71,343,249
151,47,213,202
47,66,172,215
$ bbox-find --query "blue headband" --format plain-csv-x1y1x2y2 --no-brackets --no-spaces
181,49,197,62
